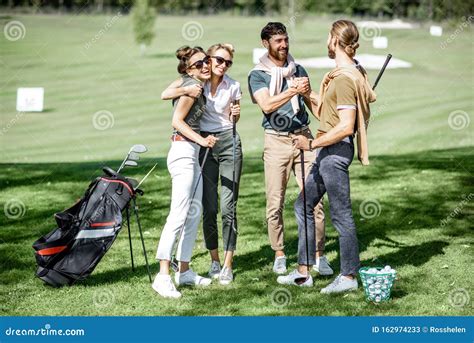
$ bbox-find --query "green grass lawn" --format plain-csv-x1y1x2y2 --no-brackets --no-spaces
0,14,473,316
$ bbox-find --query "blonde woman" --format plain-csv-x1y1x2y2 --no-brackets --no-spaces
162,43,242,285
152,46,218,299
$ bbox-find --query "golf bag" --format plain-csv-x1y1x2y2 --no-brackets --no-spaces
32,170,135,287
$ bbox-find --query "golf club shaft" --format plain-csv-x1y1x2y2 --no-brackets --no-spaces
372,54,392,90
300,150,310,276
117,152,131,173
135,163,158,190
224,101,238,261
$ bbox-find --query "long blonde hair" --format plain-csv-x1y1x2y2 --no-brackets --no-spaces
330,20,359,57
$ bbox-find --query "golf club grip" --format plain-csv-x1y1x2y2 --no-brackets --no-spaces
231,99,239,127
372,54,392,90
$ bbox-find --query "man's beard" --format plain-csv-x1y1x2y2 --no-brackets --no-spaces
327,44,335,59
269,46,288,62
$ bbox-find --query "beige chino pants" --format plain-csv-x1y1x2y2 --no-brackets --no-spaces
263,128,326,252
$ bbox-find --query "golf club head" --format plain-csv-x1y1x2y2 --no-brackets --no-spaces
131,144,147,154
126,177,139,189
124,160,138,168
128,152,140,162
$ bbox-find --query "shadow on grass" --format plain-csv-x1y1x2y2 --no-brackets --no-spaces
0,147,472,301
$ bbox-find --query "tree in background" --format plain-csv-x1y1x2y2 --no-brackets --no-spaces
131,0,155,56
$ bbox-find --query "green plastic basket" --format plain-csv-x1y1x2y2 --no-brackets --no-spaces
359,267,397,303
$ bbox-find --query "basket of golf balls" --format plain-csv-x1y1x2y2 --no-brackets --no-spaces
359,266,397,303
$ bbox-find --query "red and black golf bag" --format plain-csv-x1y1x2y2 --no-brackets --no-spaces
32,168,148,287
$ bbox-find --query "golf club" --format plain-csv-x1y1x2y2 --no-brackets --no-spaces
170,148,211,272
117,144,148,173
128,152,140,162
372,54,392,90
295,149,311,285
124,160,138,168
224,99,239,265
135,163,157,190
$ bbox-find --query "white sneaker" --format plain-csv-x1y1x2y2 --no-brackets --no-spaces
320,274,358,294
219,266,233,285
313,256,334,276
208,261,221,279
175,269,212,286
152,274,182,299
273,256,287,274
277,269,313,287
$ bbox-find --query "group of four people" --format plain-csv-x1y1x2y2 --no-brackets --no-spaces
151,19,376,299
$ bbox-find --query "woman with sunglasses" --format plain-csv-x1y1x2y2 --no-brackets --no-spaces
162,43,242,285
152,46,218,299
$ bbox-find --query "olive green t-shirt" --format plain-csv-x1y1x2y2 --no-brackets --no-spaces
172,75,206,135
318,74,357,133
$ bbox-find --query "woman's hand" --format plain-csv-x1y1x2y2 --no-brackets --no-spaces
200,135,218,148
230,103,240,123
292,135,311,151
184,84,203,98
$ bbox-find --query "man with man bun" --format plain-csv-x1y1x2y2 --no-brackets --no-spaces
280,20,376,293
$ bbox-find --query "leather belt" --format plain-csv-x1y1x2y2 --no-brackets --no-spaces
170,133,193,142
265,125,309,136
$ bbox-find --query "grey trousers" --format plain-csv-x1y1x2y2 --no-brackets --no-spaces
294,136,360,276
200,129,243,252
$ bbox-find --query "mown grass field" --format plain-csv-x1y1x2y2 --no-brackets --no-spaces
0,14,473,316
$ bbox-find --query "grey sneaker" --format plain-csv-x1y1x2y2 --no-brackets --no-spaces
277,269,313,287
273,256,287,274
208,261,221,279
219,266,233,285
320,274,358,294
313,256,334,276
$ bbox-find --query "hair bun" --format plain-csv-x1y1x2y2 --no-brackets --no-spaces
176,46,191,60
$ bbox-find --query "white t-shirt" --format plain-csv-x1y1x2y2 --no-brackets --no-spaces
200,74,242,132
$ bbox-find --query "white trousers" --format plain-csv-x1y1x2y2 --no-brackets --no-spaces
156,141,203,262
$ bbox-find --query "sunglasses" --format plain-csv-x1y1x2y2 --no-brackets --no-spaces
212,55,233,68
188,55,211,70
